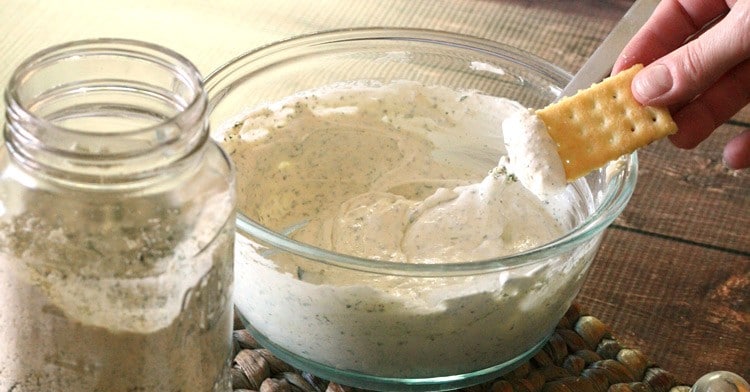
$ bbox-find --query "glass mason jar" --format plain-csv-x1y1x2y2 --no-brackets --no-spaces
0,39,235,391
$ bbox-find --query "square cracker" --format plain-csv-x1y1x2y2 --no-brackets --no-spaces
536,64,678,180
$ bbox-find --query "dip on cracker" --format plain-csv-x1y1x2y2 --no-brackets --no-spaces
536,64,678,180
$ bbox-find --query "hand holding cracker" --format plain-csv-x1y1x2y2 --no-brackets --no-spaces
536,64,678,180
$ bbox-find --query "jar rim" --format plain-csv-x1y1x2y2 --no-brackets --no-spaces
4,37,205,139
3,38,210,185
207,28,638,277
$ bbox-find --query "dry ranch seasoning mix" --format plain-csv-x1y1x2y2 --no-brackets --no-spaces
0,39,235,391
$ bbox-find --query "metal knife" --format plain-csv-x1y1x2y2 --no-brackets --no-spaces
558,0,661,99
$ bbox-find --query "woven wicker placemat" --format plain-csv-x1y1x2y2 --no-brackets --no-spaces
230,303,691,392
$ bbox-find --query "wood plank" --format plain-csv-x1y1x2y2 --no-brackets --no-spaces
579,228,750,384
616,122,750,253
731,105,750,125
490,0,627,72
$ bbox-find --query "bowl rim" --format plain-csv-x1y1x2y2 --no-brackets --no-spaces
205,27,638,277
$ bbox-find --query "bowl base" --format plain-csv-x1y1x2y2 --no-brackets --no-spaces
238,314,553,392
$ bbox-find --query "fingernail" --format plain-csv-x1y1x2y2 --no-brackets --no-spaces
633,64,672,101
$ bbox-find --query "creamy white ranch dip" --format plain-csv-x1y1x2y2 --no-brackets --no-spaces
502,109,567,198
224,81,567,262
223,81,593,378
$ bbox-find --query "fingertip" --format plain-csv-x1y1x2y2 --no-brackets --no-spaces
612,54,635,75
667,109,708,150
723,129,750,169
668,131,700,150
632,63,673,104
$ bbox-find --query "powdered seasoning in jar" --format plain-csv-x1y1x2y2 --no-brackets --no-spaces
0,39,235,391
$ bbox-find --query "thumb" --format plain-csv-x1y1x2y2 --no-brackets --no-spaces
631,3,750,107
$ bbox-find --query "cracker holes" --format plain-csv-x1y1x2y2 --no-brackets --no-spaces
628,120,638,133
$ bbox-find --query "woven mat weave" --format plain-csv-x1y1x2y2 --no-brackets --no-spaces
230,303,690,392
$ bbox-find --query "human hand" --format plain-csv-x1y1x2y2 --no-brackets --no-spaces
613,0,750,169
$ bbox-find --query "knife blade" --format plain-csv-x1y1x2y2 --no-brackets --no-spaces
558,0,661,99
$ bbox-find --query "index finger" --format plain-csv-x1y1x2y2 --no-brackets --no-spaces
613,0,733,73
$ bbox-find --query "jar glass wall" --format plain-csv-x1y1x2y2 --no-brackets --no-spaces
0,39,235,391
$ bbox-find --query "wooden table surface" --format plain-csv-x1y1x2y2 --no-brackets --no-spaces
1,0,747,385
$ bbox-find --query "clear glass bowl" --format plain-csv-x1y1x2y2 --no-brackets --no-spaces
205,28,637,391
